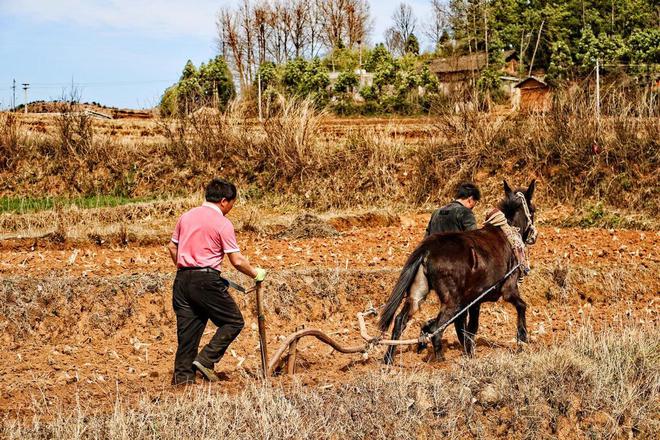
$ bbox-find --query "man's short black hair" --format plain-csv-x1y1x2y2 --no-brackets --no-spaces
205,178,237,203
455,182,481,201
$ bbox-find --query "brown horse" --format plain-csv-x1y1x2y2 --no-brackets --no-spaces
379,180,537,364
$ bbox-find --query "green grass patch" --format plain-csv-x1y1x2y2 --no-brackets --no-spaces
550,202,658,230
576,202,624,228
0,195,157,214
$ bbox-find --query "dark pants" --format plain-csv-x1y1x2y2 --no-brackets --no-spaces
172,270,245,385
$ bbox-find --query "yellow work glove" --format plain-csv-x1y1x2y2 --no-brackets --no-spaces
254,268,267,282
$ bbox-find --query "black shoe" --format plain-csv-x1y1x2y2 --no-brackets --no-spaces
171,376,196,386
192,360,220,382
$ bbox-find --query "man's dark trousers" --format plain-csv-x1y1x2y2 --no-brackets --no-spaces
172,269,244,384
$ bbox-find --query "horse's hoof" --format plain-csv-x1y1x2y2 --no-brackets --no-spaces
424,350,445,363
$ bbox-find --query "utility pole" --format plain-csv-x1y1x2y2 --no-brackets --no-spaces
12,79,16,111
257,70,263,122
22,83,30,114
358,39,363,89
528,20,544,77
595,58,601,126
484,0,489,68
358,40,362,71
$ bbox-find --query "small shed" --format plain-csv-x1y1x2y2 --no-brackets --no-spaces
429,50,518,95
514,77,552,112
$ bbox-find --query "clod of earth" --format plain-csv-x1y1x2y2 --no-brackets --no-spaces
275,214,340,239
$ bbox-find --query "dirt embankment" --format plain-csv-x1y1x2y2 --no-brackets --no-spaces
2,111,658,220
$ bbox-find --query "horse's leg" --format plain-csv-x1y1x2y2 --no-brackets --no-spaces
417,318,435,353
384,264,429,364
514,296,528,343
453,311,467,351
384,302,410,365
464,303,481,356
427,305,460,362
505,293,528,343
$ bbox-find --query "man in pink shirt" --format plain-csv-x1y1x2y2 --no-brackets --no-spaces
167,178,266,384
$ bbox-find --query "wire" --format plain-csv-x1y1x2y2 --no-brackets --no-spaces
601,63,660,67
13,80,176,90
31,79,174,86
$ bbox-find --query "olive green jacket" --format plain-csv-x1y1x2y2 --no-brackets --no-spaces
425,201,477,236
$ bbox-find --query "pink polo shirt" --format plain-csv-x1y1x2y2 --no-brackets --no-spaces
171,202,240,270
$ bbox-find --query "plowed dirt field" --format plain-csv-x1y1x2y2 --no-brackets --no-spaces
1,213,658,418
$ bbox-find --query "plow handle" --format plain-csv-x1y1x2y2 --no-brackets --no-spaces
255,281,268,379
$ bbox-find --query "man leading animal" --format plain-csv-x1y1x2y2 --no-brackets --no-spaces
382,180,537,364
425,182,481,236
418,182,481,353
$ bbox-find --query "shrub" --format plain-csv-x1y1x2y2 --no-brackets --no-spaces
282,58,330,105
158,85,178,117
334,71,359,94
159,57,234,116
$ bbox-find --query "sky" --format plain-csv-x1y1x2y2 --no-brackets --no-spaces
0,0,432,109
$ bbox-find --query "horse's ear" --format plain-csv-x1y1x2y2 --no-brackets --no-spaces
503,180,513,197
526,179,536,201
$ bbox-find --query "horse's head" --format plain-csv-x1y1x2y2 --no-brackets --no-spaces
499,179,537,245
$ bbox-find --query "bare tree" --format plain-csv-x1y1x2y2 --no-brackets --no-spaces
308,3,324,57
217,8,247,88
345,0,372,48
426,0,451,51
385,27,404,55
277,1,293,61
215,0,372,94
317,0,347,49
265,3,281,63
289,0,309,58
240,0,255,83
392,2,416,42
253,2,270,66
385,2,417,55
217,9,230,59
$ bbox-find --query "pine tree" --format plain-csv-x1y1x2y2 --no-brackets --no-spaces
405,34,420,55
199,56,235,109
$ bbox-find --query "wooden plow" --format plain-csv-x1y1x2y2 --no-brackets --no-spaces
266,308,427,376
253,280,424,377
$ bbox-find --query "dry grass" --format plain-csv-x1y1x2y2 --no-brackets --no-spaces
412,88,659,214
0,112,21,170
1,89,657,223
0,196,200,240
0,273,169,339
2,259,656,343
160,100,255,166
260,97,326,184
2,324,657,439
0,193,410,242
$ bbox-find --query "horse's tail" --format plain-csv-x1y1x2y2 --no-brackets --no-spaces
378,243,427,332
